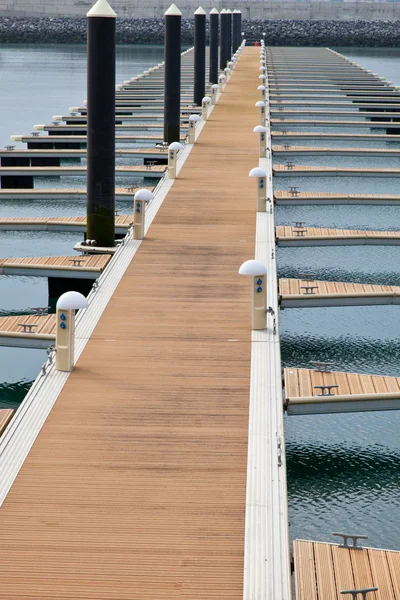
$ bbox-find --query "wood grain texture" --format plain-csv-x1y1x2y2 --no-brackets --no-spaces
0,48,260,600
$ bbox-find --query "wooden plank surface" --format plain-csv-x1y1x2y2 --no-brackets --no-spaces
275,191,400,202
279,277,400,297
294,541,400,600
0,48,259,599
0,314,55,335
0,409,14,437
284,368,400,400
276,226,400,240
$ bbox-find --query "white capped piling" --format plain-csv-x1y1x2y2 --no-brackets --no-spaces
164,3,182,143
209,8,219,84
86,0,116,248
133,188,154,240
194,6,206,106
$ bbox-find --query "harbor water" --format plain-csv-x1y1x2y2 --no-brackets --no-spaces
0,44,399,554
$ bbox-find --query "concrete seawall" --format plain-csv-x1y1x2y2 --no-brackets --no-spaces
1,1,400,20
0,16,399,45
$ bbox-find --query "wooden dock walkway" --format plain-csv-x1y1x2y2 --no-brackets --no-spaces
276,226,400,245
0,47,261,600
279,277,400,307
0,314,55,348
0,409,14,437
274,190,400,205
0,215,133,233
294,539,400,597
0,254,110,278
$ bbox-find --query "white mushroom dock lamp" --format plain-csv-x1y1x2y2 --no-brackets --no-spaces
55,291,89,372
188,113,201,143
219,73,226,90
255,100,266,125
238,260,268,330
211,83,219,104
133,188,154,240
201,96,211,121
257,84,266,99
249,166,267,211
224,66,231,81
168,141,183,179
253,125,267,158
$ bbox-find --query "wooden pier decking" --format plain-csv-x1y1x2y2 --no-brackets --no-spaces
0,409,14,437
276,226,400,245
273,146,400,157
294,539,400,597
274,190,400,205
279,277,400,307
0,254,111,278
0,48,260,600
0,187,152,201
273,165,400,177
0,215,133,233
0,314,55,348
0,164,166,178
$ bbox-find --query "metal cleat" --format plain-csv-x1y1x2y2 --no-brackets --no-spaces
314,384,339,397
311,360,334,373
5,145,15,151
288,186,299,197
69,258,85,267
18,323,38,333
285,161,294,170
333,532,369,549
340,588,378,600
300,285,319,295
293,228,307,237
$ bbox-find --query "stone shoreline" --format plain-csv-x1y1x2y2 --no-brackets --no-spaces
0,16,399,45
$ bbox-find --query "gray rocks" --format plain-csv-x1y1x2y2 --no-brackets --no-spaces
0,16,399,45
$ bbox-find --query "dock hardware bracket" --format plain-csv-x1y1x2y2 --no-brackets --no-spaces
314,384,338,397
340,587,378,600
333,532,369,549
300,285,319,295
311,361,334,373
30,306,50,316
18,323,38,333
288,186,299,196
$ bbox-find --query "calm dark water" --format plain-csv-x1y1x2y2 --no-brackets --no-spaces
276,47,400,551
0,44,164,409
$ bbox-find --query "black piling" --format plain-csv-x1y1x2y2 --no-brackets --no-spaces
226,9,232,63
193,6,206,106
209,8,219,84
164,3,182,144
232,9,242,53
86,0,116,248
219,9,227,71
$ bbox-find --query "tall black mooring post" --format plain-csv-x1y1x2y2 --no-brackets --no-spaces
193,6,206,106
164,3,182,144
232,9,242,53
209,8,219,84
86,0,116,248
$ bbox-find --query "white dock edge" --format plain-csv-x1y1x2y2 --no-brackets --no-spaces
243,68,292,598
0,84,219,508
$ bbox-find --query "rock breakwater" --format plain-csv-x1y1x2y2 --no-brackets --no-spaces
0,16,399,45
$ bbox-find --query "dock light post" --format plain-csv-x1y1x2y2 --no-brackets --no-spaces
256,100,266,125
209,8,219,84
168,141,183,179
238,260,268,330
188,114,201,143
219,9,227,71
55,291,88,372
202,96,212,120
219,73,226,90
249,167,267,212
164,3,182,144
226,9,232,61
133,188,153,240
258,85,266,100
211,83,219,104
253,126,267,158
224,66,231,82
194,6,206,107
232,9,241,53
86,0,116,249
